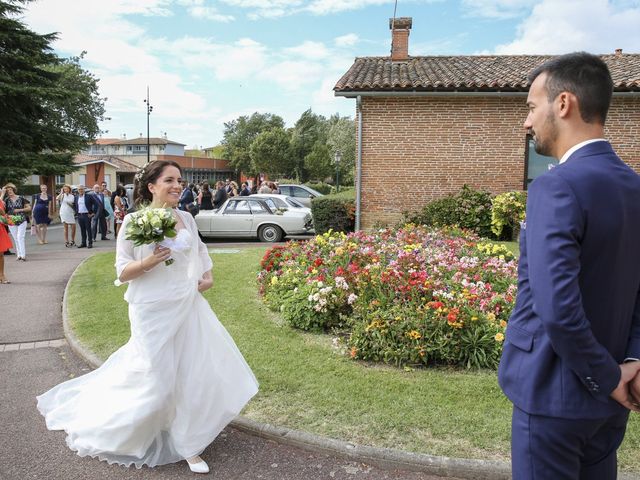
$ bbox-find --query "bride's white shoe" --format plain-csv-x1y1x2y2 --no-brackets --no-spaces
187,456,210,474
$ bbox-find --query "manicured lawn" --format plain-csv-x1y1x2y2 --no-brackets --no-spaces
66,247,640,470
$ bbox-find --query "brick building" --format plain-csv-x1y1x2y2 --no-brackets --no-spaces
334,17,640,229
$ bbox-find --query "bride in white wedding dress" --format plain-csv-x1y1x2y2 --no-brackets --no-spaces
37,160,259,474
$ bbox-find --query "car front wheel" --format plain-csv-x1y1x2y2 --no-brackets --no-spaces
258,224,283,242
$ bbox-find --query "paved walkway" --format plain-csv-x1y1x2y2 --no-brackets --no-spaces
0,226,457,480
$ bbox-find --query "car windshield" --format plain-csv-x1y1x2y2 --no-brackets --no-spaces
285,197,305,208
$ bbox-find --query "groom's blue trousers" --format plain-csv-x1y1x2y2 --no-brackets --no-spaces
511,406,629,480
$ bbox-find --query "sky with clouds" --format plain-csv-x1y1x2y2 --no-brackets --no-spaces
20,0,640,148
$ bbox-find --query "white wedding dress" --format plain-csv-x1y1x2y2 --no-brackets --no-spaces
37,209,259,468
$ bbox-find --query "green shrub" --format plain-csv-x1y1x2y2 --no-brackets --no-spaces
305,182,332,195
404,185,493,238
311,196,355,234
491,191,527,241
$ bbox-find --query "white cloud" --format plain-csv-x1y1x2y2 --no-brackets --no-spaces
334,34,359,47
461,0,531,19
284,41,331,59
188,6,235,21
495,0,640,54
221,0,442,18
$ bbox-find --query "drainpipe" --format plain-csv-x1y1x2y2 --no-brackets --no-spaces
356,95,363,231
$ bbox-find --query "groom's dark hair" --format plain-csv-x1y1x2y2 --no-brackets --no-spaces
529,52,613,125
134,160,182,206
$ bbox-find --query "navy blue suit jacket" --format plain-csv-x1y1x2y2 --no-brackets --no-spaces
73,193,99,216
498,141,640,419
179,188,194,210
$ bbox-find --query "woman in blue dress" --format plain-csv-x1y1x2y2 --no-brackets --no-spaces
32,184,52,244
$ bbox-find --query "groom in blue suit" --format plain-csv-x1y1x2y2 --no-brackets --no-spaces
498,52,640,479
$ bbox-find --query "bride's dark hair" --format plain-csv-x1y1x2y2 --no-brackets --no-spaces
133,160,182,206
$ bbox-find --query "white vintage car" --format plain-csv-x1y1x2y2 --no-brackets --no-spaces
195,197,314,242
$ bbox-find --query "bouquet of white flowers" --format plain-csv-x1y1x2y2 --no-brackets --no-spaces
125,207,177,265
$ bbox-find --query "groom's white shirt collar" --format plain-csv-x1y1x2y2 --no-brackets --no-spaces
559,138,607,164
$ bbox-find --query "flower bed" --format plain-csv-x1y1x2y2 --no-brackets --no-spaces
258,226,518,369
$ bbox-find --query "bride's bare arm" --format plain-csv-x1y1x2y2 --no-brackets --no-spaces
119,245,172,282
197,270,213,292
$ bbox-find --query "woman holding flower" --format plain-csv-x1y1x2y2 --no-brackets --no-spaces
37,160,259,474
2,183,31,261
0,192,14,283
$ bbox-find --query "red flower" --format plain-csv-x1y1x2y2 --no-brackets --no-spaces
314,258,323,267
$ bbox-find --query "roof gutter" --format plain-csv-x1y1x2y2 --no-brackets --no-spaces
335,90,640,98
355,95,363,231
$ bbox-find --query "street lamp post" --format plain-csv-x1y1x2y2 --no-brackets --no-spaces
334,150,342,193
143,86,153,164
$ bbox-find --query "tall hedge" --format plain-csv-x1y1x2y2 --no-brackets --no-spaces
311,192,355,234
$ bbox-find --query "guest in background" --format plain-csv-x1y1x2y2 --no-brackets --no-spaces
228,181,239,197
212,181,228,209
0,192,14,282
258,182,272,194
197,182,214,210
74,186,98,248
32,184,52,244
239,182,250,196
2,183,31,261
113,185,130,237
57,184,76,247
102,182,114,235
91,184,109,241
178,180,194,212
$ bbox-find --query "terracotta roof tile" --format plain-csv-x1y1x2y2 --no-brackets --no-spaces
334,54,640,93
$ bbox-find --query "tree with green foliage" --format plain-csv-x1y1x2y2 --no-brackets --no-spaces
303,142,333,181
0,0,106,184
326,115,356,185
250,127,293,177
221,112,284,175
290,109,327,181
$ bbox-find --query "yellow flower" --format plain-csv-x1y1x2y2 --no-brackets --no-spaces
471,316,478,321
486,312,496,322
407,330,422,340
494,333,505,342
270,276,279,285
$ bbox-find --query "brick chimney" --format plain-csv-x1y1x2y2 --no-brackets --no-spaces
389,17,412,61
615,48,623,56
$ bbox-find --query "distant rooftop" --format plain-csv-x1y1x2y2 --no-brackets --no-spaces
90,137,186,146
